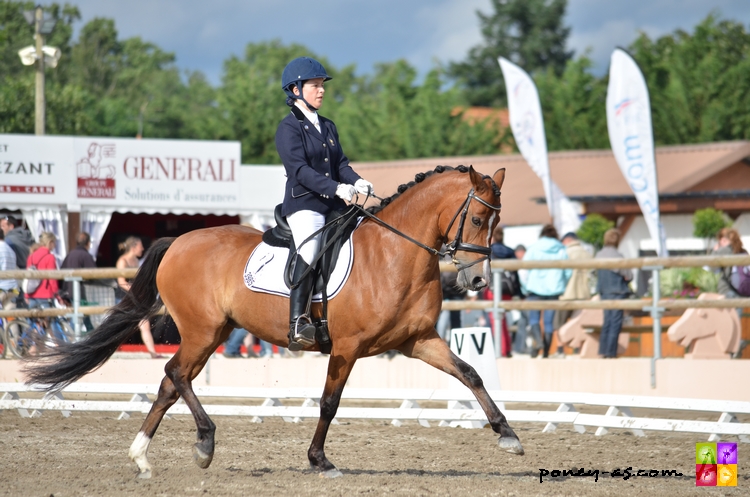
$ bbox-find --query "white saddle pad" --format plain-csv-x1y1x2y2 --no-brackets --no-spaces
243,234,355,302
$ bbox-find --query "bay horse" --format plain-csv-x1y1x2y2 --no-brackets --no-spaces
24,165,524,478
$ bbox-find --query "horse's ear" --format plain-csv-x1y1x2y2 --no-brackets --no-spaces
493,168,506,190
468,165,487,193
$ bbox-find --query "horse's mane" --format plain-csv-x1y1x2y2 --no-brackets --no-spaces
366,165,502,214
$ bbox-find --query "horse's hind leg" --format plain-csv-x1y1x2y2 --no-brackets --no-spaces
402,331,524,456
129,375,180,478
163,347,219,469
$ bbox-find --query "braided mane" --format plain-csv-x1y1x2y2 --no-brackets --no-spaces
366,165,502,214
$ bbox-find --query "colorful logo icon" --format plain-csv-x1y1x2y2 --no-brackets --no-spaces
697,442,737,486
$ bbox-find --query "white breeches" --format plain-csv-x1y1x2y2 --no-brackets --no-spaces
286,210,325,265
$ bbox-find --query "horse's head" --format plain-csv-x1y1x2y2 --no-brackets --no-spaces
445,166,505,291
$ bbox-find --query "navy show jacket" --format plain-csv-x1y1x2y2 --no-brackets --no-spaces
275,106,361,217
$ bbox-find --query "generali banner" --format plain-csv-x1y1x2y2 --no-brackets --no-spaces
0,134,241,214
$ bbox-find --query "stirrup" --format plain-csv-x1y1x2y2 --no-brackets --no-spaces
288,316,316,351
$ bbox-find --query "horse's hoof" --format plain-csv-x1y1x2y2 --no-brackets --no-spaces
319,469,343,479
192,444,214,469
498,437,525,455
136,469,152,480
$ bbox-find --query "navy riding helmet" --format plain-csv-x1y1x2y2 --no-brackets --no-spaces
281,57,332,108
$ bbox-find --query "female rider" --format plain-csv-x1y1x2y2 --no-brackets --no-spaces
275,56,373,351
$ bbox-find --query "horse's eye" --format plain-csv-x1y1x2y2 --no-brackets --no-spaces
471,216,481,227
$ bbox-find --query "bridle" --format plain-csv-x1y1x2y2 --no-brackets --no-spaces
355,187,502,271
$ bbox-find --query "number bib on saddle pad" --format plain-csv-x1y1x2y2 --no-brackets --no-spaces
243,238,354,301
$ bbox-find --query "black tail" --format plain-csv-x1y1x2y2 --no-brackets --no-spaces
22,237,177,391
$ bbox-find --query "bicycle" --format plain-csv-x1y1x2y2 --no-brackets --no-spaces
1,317,33,359
2,298,75,359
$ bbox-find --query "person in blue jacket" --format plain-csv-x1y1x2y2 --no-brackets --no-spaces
276,56,373,351
522,224,572,358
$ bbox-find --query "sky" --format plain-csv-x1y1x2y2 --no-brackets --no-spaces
67,0,750,85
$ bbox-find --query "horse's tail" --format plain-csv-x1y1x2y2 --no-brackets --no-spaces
22,237,177,391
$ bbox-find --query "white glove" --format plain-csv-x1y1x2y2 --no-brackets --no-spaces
335,183,357,202
355,178,374,195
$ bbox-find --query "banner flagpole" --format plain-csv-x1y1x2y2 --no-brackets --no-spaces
498,57,581,235
606,47,667,388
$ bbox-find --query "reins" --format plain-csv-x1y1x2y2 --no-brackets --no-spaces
290,183,501,286
353,188,501,270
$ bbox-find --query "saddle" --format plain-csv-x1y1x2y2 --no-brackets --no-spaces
261,204,361,353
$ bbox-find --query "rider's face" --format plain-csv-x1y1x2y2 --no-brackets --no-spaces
294,78,325,109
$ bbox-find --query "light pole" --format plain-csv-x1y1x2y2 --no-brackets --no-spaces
20,5,58,135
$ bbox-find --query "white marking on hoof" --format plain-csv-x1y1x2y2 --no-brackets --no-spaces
136,469,152,479
498,437,525,455
128,431,153,476
320,469,343,479
192,444,213,469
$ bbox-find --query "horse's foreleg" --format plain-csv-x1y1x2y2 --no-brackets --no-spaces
402,332,524,456
308,353,358,478
129,375,180,478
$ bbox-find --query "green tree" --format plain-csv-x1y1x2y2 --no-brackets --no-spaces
535,55,609,151
576,213,614,250
448,0,572,107
693,207,731,239
629,14,750,144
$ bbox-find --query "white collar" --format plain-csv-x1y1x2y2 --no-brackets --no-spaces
294,101,319,127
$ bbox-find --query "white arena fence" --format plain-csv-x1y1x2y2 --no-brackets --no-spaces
1,383,748,443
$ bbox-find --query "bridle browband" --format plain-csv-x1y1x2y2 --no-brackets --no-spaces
354,188,502,271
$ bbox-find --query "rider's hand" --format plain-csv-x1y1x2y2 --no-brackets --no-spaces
335,183,357,202
354,178,374,195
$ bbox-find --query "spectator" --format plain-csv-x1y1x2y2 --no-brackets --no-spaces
25,232,62,354
461,290,490,328
26,232,59,307
223,328,253,358
0,229,19,311
116,236,163,359
522,225,571,358
488,225,518,357
595,228,633,359
555,232,593,357
712,228,747,300
440,269,466,340
1,215,34,269
60,232,97,331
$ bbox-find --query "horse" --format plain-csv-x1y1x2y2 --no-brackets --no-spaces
23,165,524,479
557,299,630,358
667,293,740,359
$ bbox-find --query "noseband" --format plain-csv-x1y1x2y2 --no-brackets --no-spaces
441,188,502,270
356,188,502,270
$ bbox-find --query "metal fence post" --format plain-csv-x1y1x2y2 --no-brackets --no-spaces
64,276,83,341
492,270,501,359
643,267,664,389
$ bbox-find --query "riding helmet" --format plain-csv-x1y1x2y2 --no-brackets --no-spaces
281,57,332,100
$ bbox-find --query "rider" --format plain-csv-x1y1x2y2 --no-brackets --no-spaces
275,56,374,351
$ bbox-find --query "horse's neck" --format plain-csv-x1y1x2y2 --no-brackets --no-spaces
365,182,458,279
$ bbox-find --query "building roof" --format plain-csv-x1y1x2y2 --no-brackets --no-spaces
353,141,750,226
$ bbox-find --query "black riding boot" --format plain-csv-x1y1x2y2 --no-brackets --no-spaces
288,259,317,351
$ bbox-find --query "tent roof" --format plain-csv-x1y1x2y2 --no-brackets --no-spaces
354,141,750,226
